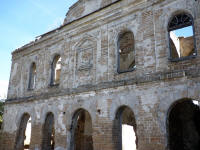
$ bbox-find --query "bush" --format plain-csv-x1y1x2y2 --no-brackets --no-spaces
0,101,4,129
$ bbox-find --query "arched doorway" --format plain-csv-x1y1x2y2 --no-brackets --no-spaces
114,106,137,150
168,99,200,150
14,113,32,150
42,112,55,150
70,109,93,150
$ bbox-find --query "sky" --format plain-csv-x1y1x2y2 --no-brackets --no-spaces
0,0,77,99
174,26,193,37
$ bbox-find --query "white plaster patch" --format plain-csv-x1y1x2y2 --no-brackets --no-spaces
57,114,66,135
77,91,96,98
97,98,108,117
55,147,65,150
3,107,18,133
142,105,150,113
35,106,41,120
58,103,64,110
11,63,18,80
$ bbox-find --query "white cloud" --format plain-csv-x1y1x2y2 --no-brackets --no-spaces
47,17,64,31
28,0,57,18
0,80,8,99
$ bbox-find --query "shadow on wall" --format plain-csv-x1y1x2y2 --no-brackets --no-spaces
168,100,200,150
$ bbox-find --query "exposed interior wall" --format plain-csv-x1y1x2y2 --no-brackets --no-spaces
170,33,194,59
179,36,194,57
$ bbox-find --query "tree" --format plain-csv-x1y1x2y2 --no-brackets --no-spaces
0,101,4,129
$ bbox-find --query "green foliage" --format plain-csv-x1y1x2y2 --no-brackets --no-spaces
0,115,2,123
0,101,4,128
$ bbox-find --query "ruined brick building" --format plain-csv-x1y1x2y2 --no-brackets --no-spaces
1,0,200,150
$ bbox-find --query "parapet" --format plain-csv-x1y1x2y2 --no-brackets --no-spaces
63,0,120,24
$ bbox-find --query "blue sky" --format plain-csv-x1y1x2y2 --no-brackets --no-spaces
0,0,77,98
174,26,193,37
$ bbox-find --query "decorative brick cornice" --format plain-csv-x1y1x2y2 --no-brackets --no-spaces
6,68,200,104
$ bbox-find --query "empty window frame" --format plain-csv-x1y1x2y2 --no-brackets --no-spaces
28,62,36,90
42,112,55,150
50,55,61,86
168,13,196,61
168,100,200,150
70,109,93,150
14,114,32,150
117,31,135,73
114,106,137,150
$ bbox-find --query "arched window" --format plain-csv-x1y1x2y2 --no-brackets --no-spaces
50,55,61,86
70,109,93,150
117,31,135,73
168,13,196,61
28,62,36,90
114,106,137,150
14,114,32,150
168,99,200,150
42,112,55,150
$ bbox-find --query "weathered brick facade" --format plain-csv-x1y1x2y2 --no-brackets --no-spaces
1,0,200,150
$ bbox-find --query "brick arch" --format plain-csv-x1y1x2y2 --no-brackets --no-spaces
162,8,194,36
14,113,31,150
70,108,93,150
113,105,138,150
41,112,55,150
166,9,194,30
166,98,200,150
109,92,139,121
74,34,97,49
114,27,136,57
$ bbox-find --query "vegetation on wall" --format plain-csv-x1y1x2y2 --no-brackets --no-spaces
0,101,4,129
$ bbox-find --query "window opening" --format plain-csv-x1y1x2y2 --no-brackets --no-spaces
28,63,36,90
51,55,61,85
118,31,135,73
24,118,31,150
168,13,196,60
